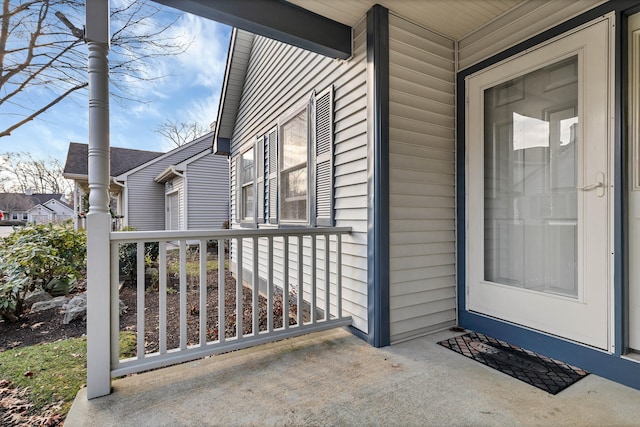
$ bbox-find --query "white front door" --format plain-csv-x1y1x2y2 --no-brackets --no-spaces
466,16,613,350
167,192,179,230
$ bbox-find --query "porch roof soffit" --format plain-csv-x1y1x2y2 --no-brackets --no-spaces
152,0,352,60
288,0,525,41
154,165,185,183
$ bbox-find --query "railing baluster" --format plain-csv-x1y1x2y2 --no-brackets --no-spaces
236,237,243,339
337,233,342,319
110,243,120,364
159,241,167,354
283,236,289,331
325,235,330,321
199,239,207,346
108,228,352,377
297,235,303,326
267,236,273,332
310,235,316,325
179,240,187,350
136,241,145,359
218,238,225,343
252,236,259,335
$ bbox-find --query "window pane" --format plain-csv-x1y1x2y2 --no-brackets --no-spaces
483,56,578,298
241,150,254,185
282,110,307,170
281,109,308,221
282,166,307,220
242,185,254,220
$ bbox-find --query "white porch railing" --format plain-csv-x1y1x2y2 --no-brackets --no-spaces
108,227,352,377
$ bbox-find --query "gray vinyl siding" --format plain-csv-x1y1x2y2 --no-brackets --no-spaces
457,0,606,71
124,138,212,231
230,18,368,333
186,154,230,229
388,14,457,343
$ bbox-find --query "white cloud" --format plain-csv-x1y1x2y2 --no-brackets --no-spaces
166,15,230,90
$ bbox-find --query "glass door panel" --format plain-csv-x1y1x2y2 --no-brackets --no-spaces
483,57,578,298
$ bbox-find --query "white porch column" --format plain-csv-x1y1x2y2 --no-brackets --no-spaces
85,0,112,399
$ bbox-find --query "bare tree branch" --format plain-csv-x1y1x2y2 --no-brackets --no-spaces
0,152,71,195
155,119,209,147
0,0,192,137
0,81,87,137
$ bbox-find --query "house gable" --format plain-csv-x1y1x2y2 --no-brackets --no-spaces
119,132,221,231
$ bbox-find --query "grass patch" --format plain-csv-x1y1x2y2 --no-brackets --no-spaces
0,338,86,416
0,332,139,419
166,257,229,276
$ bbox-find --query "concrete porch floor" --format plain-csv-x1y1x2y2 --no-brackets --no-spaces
66,328,640,426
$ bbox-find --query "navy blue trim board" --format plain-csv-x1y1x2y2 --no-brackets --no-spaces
366,4,391,348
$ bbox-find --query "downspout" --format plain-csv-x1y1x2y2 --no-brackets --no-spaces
85,0,112,399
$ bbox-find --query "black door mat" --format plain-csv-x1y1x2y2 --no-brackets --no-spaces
438,331,589,394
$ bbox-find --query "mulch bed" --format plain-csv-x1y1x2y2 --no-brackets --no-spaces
119,263,300,355
0,253,302,355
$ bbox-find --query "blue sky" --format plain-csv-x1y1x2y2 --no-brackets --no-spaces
0,4,231,163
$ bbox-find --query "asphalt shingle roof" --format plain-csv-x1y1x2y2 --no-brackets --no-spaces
0,193,69,211
63,142,164,177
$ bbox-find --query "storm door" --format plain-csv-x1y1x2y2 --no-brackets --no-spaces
466,17,613,350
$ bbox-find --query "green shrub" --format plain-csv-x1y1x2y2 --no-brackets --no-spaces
0,223,86,321
116,226,159,280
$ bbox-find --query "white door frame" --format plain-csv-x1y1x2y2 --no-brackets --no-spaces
165,189,180,231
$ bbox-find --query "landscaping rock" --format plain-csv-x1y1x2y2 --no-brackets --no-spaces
61,292,128,324
24,290,53,308
30,296,68,313
63,294,87,324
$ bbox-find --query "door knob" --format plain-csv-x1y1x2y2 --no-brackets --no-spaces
577,171,605,197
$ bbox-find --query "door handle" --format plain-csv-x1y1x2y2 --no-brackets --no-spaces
577,171,605,197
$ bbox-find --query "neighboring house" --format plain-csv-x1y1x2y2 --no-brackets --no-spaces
114,131,230,231
27,198,75,224
64,132,230,231
0,192,73,224
63,142,164,228
203,0,640,391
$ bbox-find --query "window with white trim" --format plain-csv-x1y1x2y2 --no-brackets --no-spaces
239,148,254,221
280,108,308,222
236,86,334,227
